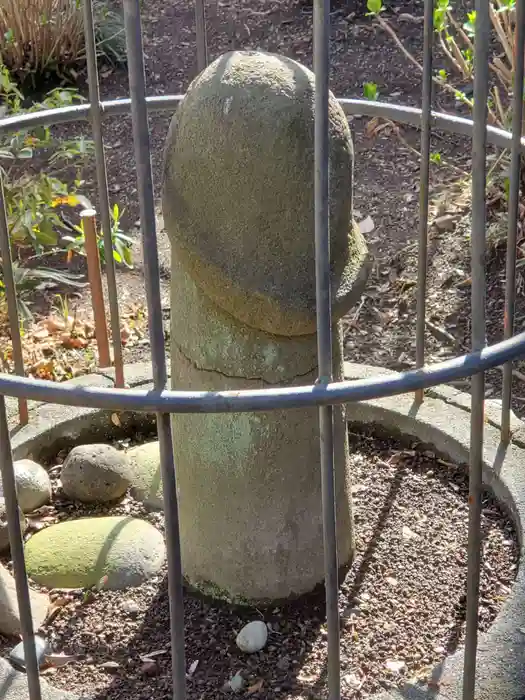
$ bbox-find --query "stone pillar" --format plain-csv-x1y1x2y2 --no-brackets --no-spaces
162,50,370,603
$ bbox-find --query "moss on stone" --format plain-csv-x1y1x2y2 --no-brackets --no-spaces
24,516,165,590
127,441,163,511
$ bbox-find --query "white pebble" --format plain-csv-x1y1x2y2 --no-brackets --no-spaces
235,620,268,653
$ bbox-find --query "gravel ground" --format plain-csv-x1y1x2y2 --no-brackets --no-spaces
7,429,516,700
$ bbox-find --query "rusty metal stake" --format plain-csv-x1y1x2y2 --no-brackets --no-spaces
81,209,111,369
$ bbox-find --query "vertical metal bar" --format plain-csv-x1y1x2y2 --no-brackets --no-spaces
501,0,525,442
81,209,112,368
0,176,28,426
415,0,434,403
122,3,186,700
462,0,490,696
313,2,340,699
0,395,41,700
194,0,208,73
83,0,125,388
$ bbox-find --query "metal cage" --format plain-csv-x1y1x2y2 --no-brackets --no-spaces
1,0,525,698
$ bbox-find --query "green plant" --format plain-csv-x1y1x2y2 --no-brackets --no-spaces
0,263,86,320
366,0,518,130
61,203,134,268
0,0,127,83
363,82,379,100
1,62,95,254
0,61,128,321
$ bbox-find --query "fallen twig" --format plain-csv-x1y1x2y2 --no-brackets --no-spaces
425,320,458,347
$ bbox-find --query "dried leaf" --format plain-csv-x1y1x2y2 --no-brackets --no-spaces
45,596,69,623
111,413,121,427
100,661,120,672
32,328,49,341
45,317,66,333
365,116,380,138
26,514,56,531
247,679,264,694
139,649,168,661
358,215,375,235
61,335,88,349
343,673,362,690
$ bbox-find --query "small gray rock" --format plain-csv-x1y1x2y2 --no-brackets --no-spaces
61,444,132,503
225,672,245,692
12,459,51,513
121,599,141,616
9,635,48,670
235,621,268,653
0,563,48,638
0,499,26,553
433,214,458,232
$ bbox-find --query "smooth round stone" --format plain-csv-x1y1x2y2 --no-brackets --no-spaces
0,499,26,553
24,516,165,590
235,621,268,653
12,459,51,513
127,442,163,511
61,444,132,503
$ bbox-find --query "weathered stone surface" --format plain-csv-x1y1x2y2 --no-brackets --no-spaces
24,516,165,590
0,562,48,637
12,459,51,513
163,50,369,336
127,441,163,511
170,249,318,381
0,499,26,553
61,444,131,503
171,335,353,603
162,50,362,603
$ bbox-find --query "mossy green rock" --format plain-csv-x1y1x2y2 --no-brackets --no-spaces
163,50,370,336
24,516,165,590
127,442,163,511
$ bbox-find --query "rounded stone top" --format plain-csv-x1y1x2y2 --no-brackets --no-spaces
162,50,369,336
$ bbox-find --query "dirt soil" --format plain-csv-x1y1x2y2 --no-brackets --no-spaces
3,429,514,700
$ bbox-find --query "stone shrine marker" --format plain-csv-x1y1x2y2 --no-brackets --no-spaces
162,50,370,602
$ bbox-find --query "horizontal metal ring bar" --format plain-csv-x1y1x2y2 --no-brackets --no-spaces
1,96,523,153
0,331,524,413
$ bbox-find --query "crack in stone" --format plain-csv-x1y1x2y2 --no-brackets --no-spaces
172,341,317,387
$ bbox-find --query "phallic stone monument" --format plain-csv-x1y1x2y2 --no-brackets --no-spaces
162,50,370,603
